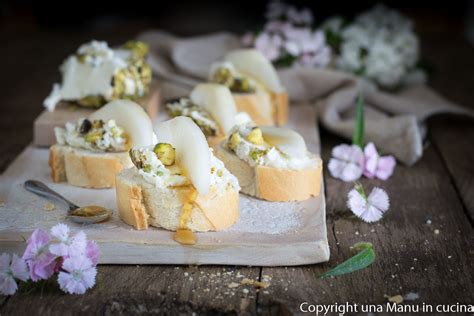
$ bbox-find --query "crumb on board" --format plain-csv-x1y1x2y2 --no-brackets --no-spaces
385,294,404,304
228,282,239,288
43,202,56,211
434,229,440,235
241,278,270,289
0,197,5,207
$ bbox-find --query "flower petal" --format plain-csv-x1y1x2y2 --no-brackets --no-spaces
347,188,367,217
0,274,18,296
0,253,10,272
367,187,390,213
50,223,70,242
11,254,29,282
375,156,396,180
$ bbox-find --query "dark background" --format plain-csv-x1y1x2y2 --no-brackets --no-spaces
1,1,473,38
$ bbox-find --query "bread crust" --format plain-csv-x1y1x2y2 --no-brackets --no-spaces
49,144,132,188
215,145,322,202
115,169,240,232
233,91,288,126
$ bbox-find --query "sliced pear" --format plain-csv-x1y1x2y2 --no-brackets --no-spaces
155,117,211,194
89,100,154,147
261,126,307,159
224,49,284,93
190,83,237,134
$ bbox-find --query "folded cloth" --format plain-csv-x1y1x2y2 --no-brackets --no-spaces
138,30,473,165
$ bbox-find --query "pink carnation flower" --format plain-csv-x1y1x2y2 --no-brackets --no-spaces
58,256,97,295
328,144,365,182
23,229,56,281
49,224,87,258
0,253,29,295
254,32,283,61
363,142,396,180
85,241,100,266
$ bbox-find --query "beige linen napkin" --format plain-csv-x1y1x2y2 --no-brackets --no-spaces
138,30,473,165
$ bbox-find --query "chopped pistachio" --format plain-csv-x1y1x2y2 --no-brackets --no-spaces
77,95,105,108
165,99,218,137
153,143,176,166
85,130,103,143
212,67,234,87
92,119,104,129
123,41,149,58
246,127,264,145
217,170,223,177
143,164,152,173
228,133,242,151
250,149,267,162
129,149,144,169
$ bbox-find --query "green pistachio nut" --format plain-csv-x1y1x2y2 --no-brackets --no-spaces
153,143,176,166
246,127,264,145
212,67,234,87
123,41,149,58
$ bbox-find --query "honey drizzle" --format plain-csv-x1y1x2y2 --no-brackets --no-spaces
173,188,198,245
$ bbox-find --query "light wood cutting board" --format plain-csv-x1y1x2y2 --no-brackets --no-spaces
0,104,329,266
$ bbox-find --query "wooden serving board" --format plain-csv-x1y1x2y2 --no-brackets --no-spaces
33,81,161,147
0,104,329,266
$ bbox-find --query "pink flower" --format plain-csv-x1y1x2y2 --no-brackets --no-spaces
254,32,283,61
85,241,100,266
22,229,56,281
287,7,314,26
347,183,390,223
363,142,396,180
328,144,364,182
241,32,254,47
58,256,97,295
265,1,287,20
0,253,29,295
49,224,87,258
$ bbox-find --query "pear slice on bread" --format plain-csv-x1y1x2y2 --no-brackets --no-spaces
210,49,288,126
49,100,155,188
215,125,322,202
166,83,239,148
116,117,240,232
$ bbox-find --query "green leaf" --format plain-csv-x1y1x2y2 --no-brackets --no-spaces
352,94,365,148
319,242,375,279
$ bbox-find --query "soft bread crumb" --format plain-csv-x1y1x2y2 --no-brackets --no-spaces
241,278,269,289
43,202,56,211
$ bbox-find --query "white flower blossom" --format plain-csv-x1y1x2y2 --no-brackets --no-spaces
347,183,390,223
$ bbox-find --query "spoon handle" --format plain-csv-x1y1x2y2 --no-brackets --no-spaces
24,180,79,211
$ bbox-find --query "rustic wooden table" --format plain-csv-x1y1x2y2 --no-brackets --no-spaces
0,25,473,315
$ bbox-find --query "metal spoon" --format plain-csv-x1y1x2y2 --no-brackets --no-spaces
24,180,112,224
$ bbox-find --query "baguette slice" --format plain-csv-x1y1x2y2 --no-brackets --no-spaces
233,91,288,126
49,144,132,188
116,168,239,231
215,145,322,202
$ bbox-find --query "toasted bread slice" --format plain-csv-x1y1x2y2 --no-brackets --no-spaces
233,91,288,126
115,168,240,231
49,144,132,188
215,145,322,202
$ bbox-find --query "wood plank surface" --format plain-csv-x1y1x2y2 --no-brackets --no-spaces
0,21,473,315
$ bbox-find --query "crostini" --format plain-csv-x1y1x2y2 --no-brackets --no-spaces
43,40,152,111
209,49,288,126
49,100,155,188
116,117,240,241
166,83,251,148
215,123,322,202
